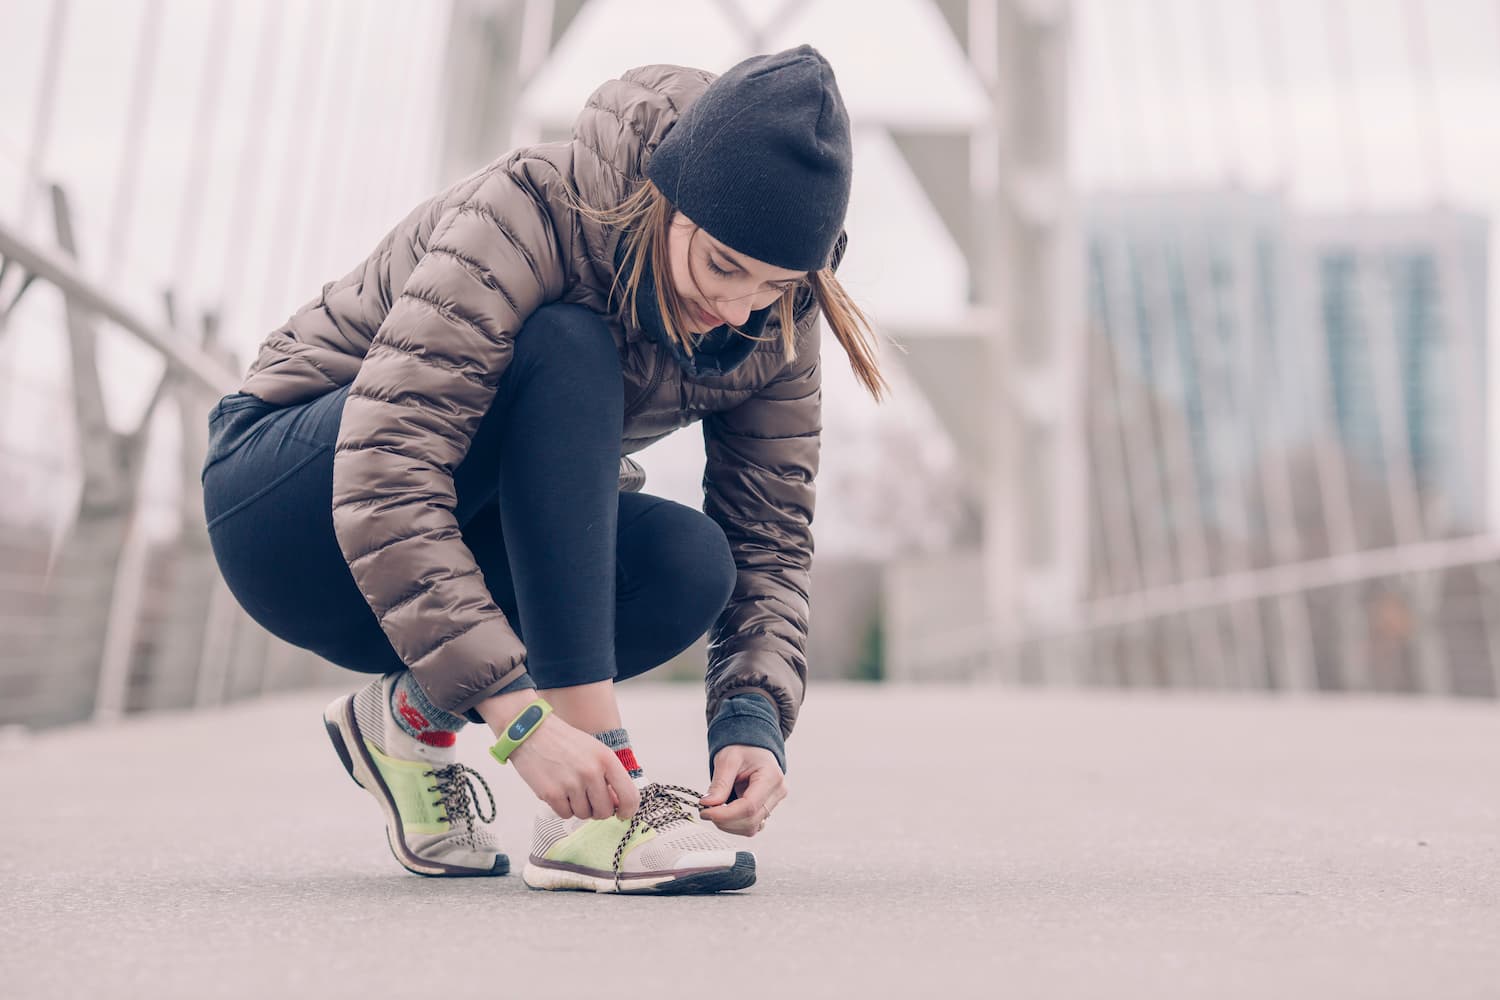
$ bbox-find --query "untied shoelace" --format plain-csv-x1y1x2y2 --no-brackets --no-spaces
611,782,707,890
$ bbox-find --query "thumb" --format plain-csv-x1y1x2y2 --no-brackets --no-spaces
701,750,739,806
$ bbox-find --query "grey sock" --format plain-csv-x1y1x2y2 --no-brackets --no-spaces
594,727,643,779
391,671,467,741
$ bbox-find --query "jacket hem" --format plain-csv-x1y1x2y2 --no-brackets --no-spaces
447,663,533,720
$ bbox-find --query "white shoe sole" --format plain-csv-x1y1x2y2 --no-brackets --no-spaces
521,853,756,894
322,693,508,878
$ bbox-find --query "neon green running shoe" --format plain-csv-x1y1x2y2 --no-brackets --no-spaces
522,781,755,894
323,673,507,877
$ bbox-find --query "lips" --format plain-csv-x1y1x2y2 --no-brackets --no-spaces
692,303,721,327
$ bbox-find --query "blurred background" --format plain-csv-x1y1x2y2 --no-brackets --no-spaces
1,0,1496,728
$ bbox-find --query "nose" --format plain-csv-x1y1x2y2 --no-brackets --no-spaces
713,297,752,327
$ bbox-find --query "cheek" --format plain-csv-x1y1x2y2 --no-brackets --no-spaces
669,246,700,297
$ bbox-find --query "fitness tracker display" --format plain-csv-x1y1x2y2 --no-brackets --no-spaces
489,698,554,765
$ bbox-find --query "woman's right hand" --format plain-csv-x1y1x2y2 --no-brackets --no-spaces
475,686,639,821
505,712,640,822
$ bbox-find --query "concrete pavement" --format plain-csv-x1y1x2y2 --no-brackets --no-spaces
1,682,1497,999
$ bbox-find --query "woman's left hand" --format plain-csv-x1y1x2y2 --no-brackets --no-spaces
699,745,788,837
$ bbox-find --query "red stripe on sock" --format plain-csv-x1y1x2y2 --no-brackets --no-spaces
614,747,640,773
417,730,458,748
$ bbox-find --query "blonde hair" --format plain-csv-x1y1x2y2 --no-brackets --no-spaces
574,179,889,401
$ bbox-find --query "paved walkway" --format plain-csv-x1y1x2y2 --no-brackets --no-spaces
1,683,1496,999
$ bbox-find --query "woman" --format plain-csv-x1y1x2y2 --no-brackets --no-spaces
201,44,886,894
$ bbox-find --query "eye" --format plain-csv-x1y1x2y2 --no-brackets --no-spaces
705,256,734,278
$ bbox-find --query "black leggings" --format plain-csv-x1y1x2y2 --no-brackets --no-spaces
202,304,736,691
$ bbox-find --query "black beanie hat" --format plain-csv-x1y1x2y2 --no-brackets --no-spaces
645,44,852,273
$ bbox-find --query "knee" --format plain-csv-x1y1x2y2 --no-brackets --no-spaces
614,507,736,681
514,304,621,386
651,507,737,619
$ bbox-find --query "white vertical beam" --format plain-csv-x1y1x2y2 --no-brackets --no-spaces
14,0,68,227
976,0,1081,657
1098,234,1173,592
215,0,285,348
104,0,165,283
1180,216,1268,690
438,0,528,181
969,0,1017,641
1087,329,1143,598
1404,0,1494,693
1136,234,1229,688
1230,213,1317,690
170,0,233,299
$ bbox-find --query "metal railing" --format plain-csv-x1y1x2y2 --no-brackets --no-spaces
0,187,333,727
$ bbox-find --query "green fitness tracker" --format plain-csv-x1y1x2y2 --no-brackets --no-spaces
489,698,553,765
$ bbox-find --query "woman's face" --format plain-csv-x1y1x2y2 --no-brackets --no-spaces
666,212,807,333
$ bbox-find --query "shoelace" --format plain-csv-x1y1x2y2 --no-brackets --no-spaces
425,763,497,846
611,782,706,890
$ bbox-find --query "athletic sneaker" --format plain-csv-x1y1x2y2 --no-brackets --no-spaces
522,781,755,894
322,673,508,877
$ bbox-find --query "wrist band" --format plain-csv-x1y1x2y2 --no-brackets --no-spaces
489,698,553,765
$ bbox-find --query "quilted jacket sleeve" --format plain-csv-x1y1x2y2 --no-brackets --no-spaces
331,159,566,715
700,304,824,743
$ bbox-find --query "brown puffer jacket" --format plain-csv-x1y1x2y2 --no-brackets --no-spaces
237,63,835,739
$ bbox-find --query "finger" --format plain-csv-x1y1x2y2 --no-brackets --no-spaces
701,768,775,828
708,806,762,838
700,750,742,806
567,787,594,821
603,752,640,820
585,773,614,821
701,797,758,828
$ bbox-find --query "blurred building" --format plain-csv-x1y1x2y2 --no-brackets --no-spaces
1085,190,1289,592
1084,191,1490,603
1302,210,1490,539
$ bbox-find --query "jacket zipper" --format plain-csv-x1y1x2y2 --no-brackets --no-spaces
624,353,666,419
